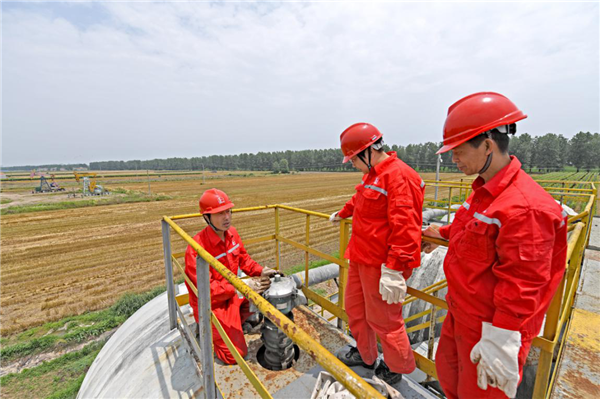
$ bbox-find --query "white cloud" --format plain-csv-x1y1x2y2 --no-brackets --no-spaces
2,1,598,166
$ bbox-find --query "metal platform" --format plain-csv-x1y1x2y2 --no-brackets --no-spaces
78,284,438,398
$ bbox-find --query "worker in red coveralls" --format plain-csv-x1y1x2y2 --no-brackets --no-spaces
423,92,568,398
185,188,278,364
330,123,425,385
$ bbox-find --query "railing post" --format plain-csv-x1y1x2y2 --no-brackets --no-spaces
426,301,437,382
275,207,280,271
162,220,177,330
305,214,310,286
196,255,216,399
338,220,350,330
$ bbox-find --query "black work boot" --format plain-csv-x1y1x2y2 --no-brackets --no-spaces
337,346,375,369
375,360,403,385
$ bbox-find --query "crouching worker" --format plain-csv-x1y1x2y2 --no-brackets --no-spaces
185,188,278,364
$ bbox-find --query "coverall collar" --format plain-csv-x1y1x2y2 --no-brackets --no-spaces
370,152,397,176
204,224,233,247
472,155,522,197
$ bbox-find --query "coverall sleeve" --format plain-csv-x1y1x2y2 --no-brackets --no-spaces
338,192,357,219
238,241,263,277
185,244,236,303
492,210,558,331
385,178,424,272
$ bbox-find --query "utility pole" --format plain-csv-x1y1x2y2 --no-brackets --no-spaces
201,163,205,185
147,170,152,196
435,155,442,203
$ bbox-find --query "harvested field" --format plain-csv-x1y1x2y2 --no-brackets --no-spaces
0,171,462,335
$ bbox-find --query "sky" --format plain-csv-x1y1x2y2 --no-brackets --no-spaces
2,1,599,167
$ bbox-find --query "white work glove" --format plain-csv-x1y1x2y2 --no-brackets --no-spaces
329,211,341,224
470,322,521,398
261,266,279,278
378,264,407,305
244,276,271,294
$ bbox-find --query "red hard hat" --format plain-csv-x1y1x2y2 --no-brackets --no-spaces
199,188,234,214
340,123,383,163
437,92,527,154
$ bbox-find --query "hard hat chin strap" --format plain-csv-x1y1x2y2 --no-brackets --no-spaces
357,147,373,171
203,214,226,232
477,131,495,175
478,152,493,174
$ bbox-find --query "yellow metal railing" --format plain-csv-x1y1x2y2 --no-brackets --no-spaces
421,180,597,398
161,178,596,399
162,206,384,399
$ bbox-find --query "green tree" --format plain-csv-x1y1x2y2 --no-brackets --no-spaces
510,133,533,170
533,134,563,172
279,158,290,173
569,132,593,172
272,161,280,174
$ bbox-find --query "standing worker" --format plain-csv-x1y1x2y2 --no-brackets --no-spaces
423,92,568,398
185,188,278,364
330,123,425,384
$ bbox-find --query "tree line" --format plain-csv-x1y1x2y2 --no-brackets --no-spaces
4,132,598,173
87,131,598,173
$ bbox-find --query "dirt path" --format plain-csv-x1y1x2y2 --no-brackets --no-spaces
0,329,115,377
0,191,89,209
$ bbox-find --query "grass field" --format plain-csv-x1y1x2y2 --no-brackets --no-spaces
1,170,465,336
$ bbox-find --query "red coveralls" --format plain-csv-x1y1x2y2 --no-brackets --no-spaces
435,157,568,398
338,152,425,373
185,226,263,364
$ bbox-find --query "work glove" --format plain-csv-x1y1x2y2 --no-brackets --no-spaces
329,211,341,224
244,276,271,294
378,264,407,305
470,322,521,398
422,224,442,254
261,266,279,278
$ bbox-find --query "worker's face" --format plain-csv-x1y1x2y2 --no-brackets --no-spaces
210,209,232,231
349,149,371,174
451,140,492,176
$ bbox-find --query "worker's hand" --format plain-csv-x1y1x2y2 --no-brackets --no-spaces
329,211,341,224
470,322,521,398
422,224,442,254
245,277,271,294
261,266,279,278
379,264,407,305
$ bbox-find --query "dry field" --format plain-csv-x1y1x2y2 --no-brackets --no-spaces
0,171,462,335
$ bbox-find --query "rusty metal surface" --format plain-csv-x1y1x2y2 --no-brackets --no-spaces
552,245,600,399
551,309,600,398
212,306,352,398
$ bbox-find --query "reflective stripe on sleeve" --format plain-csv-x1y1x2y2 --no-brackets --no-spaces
462,202,471,210
560,209,568,228
473,212,502,228
364,185,388,196
420,180,425,188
